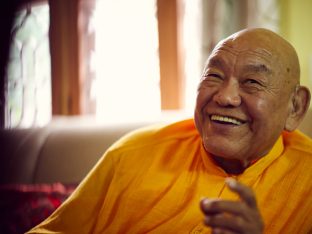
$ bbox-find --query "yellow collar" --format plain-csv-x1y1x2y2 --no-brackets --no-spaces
200,135,284,183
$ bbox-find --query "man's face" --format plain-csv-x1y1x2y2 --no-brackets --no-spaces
194,35,294,163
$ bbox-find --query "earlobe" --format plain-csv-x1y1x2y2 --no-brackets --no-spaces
285,86,311,131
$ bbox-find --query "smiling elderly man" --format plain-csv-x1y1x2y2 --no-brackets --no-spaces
28,28,312,234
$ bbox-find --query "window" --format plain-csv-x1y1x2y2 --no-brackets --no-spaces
93,0,161,123
5,2,51,128
3,0,281,128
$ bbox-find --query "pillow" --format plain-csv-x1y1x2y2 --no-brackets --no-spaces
0,183,77,234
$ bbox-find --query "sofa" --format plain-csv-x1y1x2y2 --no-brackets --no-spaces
0,116,156,233
0,118,151,185
0,112,311,233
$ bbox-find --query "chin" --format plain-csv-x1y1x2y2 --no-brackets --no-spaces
203,141,245,161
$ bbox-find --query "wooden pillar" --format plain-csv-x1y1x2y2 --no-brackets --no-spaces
157,0,184,110
49,0,81,115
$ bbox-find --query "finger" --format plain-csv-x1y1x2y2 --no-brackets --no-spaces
200,198,221,215
211,227,239,234
201,198,249,219
225,178,257,208
200,198,264,233
204,213,245,233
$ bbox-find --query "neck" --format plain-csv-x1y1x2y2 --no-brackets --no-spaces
212,155,252,175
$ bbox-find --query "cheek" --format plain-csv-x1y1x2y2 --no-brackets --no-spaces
194,89,213,134
248,97,288,128
195,87,213,110
195,92,209,123
252,99,269,115
250,100,276,130
194,95,204,131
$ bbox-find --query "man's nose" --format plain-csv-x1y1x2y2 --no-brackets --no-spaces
212,81,241,107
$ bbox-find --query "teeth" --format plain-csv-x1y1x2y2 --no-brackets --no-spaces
210,115,242,125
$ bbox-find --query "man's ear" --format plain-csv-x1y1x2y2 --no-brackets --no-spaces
285,86,311,131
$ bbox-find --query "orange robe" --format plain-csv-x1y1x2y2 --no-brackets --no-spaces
27,119,312,233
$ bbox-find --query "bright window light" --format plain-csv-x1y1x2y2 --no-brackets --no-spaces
182,0,203,114
6,3,51,128
93,0,161,123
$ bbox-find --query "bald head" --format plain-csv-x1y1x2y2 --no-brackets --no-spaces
212,28,300,90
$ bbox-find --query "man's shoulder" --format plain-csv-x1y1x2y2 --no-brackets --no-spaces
283,130,312,156
108,118,199,152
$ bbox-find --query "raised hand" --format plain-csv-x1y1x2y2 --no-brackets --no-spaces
200,178,264,234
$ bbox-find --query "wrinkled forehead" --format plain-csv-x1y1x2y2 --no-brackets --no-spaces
205,36,286,76
208,38,277,66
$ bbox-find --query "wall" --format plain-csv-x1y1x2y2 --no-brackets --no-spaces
280,0,312,100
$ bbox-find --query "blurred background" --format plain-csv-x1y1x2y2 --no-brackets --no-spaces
1,0,312,129
1,2,311,232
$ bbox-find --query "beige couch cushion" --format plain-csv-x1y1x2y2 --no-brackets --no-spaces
0,124,143,184
34,126,136,184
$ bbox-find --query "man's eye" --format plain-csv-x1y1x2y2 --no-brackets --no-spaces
244,79,261,85
203,73,222,79
242,78,265,93
209,74,222,78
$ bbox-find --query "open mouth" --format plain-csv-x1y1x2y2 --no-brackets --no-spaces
210,114,245,126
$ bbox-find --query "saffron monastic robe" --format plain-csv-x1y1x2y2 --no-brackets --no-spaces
27,119,312,234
